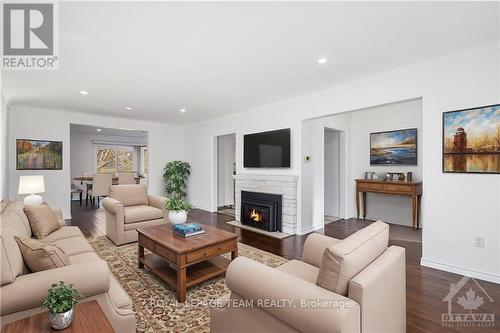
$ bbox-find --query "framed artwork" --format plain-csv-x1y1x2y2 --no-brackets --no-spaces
370,128,417,165
443,104,500,174
16,139,63,170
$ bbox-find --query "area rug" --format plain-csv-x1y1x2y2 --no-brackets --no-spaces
90,237,288,333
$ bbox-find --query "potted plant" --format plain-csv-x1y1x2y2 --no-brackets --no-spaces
166,197,193,224
163,161,192,224
42,281,82,330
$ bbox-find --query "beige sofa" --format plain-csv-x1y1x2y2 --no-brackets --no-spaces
0,200,136,332
211,222,406,333
102,184,168,246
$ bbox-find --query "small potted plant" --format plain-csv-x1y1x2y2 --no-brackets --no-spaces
42,281,82,330
166,197,193,224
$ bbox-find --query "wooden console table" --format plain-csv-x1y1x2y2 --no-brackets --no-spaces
355,179,422,229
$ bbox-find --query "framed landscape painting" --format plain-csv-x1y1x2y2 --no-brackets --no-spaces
370,128,417,165
16,139,63,170
443,104,500,174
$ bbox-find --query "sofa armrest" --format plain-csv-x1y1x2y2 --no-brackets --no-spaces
148,195,169,221
302,233,340,267
51,208,65,227
102,197,124,214
1,260,110,315
225,257,360,333
348,246,406,333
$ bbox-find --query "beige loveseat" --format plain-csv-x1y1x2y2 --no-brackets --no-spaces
102,184,168,246
0,200,136,332
211,221,406,333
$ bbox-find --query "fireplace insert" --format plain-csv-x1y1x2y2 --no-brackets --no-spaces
240,191,282,232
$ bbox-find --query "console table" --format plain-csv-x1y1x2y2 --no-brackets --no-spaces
355,179,422,229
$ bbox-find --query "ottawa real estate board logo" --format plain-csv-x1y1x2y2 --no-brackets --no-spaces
2,1,59,70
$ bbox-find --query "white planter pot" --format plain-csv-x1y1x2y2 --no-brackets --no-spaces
168,210,188,225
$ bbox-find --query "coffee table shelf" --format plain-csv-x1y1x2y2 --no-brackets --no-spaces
140,253,230,288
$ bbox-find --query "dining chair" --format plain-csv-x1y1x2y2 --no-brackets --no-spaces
83,172,93,206
88,173,113,207
118,173,136,185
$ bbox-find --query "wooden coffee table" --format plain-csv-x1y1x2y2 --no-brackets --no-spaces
1,300,114,333
137,224,238,302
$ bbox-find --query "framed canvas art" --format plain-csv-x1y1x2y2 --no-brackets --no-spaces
370,128,417,165
443,104,500,174
16,139,63,170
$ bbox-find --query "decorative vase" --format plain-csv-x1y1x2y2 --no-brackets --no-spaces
49,308,74,330
169,210,187,224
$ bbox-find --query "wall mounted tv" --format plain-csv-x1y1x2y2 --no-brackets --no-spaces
244,129,291,168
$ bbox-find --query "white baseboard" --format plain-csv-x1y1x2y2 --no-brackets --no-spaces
298,224,323,236
421,258,500,284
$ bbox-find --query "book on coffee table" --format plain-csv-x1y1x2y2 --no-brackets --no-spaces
173,223,205,237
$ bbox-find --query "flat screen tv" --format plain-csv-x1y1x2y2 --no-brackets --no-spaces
244,129,291,168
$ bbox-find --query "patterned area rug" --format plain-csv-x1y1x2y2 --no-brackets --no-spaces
90,237,287,333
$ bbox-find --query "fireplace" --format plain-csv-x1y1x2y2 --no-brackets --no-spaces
240,191,282,232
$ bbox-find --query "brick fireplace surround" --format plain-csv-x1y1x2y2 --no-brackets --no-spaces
233,174,298,234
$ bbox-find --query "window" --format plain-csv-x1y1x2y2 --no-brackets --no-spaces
142,148,148,175
118,149,134,172
96,146,134,174
96,147,116,173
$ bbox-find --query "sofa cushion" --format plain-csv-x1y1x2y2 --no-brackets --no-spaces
0,212,27,285
23,203,61,239
68,252,100,265
15,237,69,272
123,218,165,231
276,260,319,284
50,236,94,256
124,205,163,224
42,226,84,243
3,200,32,237
109,184,148,207
316,221,389,296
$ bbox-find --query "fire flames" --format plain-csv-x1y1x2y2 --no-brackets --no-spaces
249,209,263,222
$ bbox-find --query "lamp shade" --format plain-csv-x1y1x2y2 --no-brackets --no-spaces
18,175,45,194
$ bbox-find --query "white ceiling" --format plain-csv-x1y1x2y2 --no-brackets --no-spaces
3,1,499,125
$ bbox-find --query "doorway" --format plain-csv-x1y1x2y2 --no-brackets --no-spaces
216,133,236,218
324,128,344,224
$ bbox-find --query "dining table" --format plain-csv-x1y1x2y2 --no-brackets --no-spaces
73,175,144,185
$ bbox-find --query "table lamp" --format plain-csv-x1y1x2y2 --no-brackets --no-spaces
18,175,45,206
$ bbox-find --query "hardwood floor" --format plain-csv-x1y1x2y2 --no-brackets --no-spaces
69,202,500,333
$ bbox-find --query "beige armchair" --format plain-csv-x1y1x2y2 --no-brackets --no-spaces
102,184,168,245
211,221,406,333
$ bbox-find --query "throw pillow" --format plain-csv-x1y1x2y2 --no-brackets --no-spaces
23,203,60,239
14,237,69,272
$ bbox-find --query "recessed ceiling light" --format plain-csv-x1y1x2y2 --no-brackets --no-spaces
125,107,133,110
180,109,186,113
317,57,328,64
96,128,102,132
79,90,89,95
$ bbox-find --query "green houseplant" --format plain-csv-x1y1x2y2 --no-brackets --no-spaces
163,161,192,224
163,161,191,199
42,281,82,330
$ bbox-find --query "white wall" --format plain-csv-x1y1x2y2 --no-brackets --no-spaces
309,99,423,227
324,130,341,217
0,94,8,201
184,46,500,283
8,106,183,218
70,130,148,188
217,134,235,207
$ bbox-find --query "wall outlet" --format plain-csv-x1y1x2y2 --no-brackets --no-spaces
474,236,485,248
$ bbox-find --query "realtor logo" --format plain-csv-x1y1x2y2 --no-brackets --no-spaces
442,276,495,328
2,1,59,69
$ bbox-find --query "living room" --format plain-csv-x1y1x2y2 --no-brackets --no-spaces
1,1,499,332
